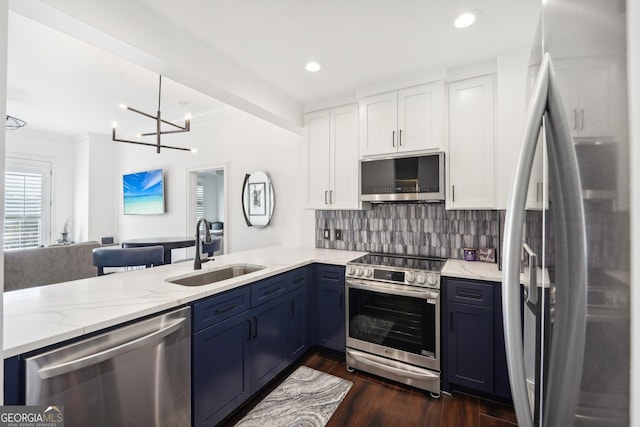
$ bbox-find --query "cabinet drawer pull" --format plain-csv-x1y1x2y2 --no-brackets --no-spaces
215,303,237,313
292,277,305,284
456,290,483,299
323,273,339,280
264,286,281,295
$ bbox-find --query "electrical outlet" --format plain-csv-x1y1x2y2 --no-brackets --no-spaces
335,229,342,240
323,228,330,240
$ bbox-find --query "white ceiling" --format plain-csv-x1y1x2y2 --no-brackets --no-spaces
6,0,541,138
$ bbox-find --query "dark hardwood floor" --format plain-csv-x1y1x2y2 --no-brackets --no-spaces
219,348,518,426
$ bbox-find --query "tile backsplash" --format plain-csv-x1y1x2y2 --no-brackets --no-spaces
315,204,501,260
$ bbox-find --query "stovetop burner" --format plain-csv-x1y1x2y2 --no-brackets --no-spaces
347,253,446,288
349,253,446,272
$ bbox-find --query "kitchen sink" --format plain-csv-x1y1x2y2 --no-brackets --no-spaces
167,264,266,286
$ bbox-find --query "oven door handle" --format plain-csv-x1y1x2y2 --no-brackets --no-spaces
347,349,439,382
346,279,437,300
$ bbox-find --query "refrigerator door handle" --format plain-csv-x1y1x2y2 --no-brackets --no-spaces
503,53,550,427
542,54,588,427
503,53,588,427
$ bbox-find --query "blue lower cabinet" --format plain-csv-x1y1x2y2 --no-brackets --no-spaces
444,277,512,401
193,313,251,427
315,265,346,353
250,296,289,391
192,267,312,427
447,302,494,394
287,284,308,362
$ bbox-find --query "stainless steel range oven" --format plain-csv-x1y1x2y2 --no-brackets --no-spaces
345,253,445,396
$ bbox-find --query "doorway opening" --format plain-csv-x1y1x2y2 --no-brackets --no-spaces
187,166,226,256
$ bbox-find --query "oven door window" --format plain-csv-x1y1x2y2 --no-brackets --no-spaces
348,287,436,358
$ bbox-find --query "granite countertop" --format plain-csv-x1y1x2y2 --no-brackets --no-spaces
3,246,366,359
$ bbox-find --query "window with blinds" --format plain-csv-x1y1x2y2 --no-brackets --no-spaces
4,158,52,249
196,178,204,220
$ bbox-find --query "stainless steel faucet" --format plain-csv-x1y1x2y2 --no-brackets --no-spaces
194,218,211,270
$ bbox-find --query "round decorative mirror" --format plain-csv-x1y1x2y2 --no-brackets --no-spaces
242,171,275,227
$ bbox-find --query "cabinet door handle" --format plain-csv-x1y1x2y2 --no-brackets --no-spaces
399,129,403,146
450,310,454,330
573,109,578,129
452,185,455,202
253,316,258,338
324,190,328,205
215,303,237,313
580,109,584,129
329,190,333,204
246,319,252,341
392,130,396,147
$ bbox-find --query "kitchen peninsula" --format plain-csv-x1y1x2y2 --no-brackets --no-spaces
3,246,365,358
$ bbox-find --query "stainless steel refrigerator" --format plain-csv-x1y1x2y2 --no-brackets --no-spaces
502,0,630,426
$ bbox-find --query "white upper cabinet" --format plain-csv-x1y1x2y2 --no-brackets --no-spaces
304,109,331,208
359,81,444,157
447,74,496,209
303,104,363,210
554,56,618,138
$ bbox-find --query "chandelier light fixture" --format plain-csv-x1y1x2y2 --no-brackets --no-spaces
112,75,194,153
6,115,27,130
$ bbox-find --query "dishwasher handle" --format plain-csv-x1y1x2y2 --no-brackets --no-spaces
38,317,187,380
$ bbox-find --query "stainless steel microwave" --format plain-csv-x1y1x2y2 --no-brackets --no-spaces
360,152,445,202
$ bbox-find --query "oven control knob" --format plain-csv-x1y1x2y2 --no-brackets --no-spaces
405,273,415,283
365,269,373,278
356,268,363,277
416,274,426,285
427,274,438,286
347,266,355,275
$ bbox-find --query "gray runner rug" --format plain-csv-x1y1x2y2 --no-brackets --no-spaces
235,366,352,427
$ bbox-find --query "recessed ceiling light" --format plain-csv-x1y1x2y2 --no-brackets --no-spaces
305,61,321,72
454,12,477,28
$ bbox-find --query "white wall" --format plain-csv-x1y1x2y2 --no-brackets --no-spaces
118,106,310,254
87,133,118,242
6,129,76,244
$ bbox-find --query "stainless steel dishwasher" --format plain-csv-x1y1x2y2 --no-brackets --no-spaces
25,306,191,427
